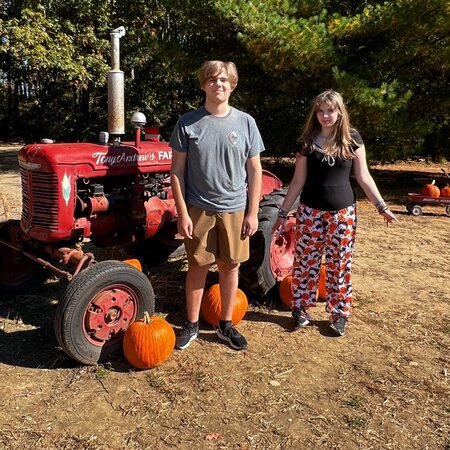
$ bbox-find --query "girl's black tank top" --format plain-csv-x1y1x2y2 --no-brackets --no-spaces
300,130,363,211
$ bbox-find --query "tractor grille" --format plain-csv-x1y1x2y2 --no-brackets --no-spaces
21,168,59,230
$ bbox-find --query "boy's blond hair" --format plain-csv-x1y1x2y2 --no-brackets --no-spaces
197,61,238,90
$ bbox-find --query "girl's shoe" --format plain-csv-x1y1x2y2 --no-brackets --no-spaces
330,317,347,336
292,308,310,330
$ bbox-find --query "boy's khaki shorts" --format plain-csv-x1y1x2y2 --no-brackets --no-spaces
185,205,249,266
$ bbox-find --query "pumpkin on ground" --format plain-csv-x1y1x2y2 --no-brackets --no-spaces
123,259,142,271
201,284,248,327
420,180,440,198
317,263,327,300
279,263,327,308
440,185,450,197
123,312,175,369
279,274,294,308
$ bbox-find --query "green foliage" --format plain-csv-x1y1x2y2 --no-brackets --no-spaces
343,396,366,409
0,0,448,160
0,0,111,140
94,365,109,380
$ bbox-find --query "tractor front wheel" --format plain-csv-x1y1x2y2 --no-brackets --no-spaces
54,260,155,365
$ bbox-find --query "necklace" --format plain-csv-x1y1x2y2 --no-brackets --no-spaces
313,136,335,166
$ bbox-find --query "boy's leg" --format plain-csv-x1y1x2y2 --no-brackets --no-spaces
215,211,248,350
176,206,216,350
185,264,211,323
216,261,240,321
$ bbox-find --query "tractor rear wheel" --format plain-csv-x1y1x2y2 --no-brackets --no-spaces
54,260,155,365
240,189,297,297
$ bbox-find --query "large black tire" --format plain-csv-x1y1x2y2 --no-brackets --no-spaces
0,221,48,295
54,260,155,365
240,189,297,297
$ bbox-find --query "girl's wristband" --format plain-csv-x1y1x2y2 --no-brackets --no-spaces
375,199,388,214
278,207,288,219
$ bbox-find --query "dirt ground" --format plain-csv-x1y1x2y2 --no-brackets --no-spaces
0,145,449,450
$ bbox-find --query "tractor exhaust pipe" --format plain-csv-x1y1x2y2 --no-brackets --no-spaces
107,27,126,138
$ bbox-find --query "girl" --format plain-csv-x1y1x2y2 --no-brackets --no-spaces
274,90,397,336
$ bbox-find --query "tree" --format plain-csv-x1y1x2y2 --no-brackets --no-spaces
0,0,112,140
0,0,448,161
215,0,450,160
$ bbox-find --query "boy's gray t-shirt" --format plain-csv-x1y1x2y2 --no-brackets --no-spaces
169,106,265,212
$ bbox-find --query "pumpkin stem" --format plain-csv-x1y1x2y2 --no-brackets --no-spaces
143,311,150,324
431,179,435,185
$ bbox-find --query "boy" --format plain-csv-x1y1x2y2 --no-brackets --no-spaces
169,60,264,350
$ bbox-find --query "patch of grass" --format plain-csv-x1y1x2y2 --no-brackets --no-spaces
345,415,367,428
195,371,207,382
147,372,165,388
445,405,450,413
343,397,366,409
94,365,109,380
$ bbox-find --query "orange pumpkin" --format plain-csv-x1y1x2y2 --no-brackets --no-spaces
279,263,327,308
420,180,440,198
201,284,248,327
123,259,142,271
279,274,295,308
123,312,175,369
317,263,327,300
440,185,450,197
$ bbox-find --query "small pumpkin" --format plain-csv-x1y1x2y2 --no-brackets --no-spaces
317,263,327,300
123,259,142,271
201,284,248,327
279,263,327,308
420,179,440,198
123,312,175,369
279,274,294,308
440,185,450,197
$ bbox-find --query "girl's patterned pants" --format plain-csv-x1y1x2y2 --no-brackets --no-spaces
292,203,357,321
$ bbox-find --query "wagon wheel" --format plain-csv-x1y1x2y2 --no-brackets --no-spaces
0,221,49,295
240,189,297,297
406,202,414,213
410,205,423,216
446,206,450,217
54,260,155,365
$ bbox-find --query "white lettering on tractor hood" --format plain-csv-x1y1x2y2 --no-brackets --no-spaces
91,150,172,166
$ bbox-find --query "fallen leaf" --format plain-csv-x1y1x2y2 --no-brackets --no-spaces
205,432,221,441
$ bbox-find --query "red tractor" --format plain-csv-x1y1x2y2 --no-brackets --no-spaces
0,28,297,365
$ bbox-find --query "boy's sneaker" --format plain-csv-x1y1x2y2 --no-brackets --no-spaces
292,307,310,330
330,317,347,336
217,324,248,350
175,322,199,349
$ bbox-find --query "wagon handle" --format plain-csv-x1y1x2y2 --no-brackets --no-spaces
441,168,450,181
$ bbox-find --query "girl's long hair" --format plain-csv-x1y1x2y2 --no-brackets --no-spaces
297,90,358,160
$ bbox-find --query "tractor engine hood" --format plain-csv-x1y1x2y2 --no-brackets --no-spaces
18,141,173,177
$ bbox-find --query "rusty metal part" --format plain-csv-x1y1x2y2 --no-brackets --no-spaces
0,237,95,281
86,195,110,215
45,246,96,279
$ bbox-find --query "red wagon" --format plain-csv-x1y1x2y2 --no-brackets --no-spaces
406,193,450,216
